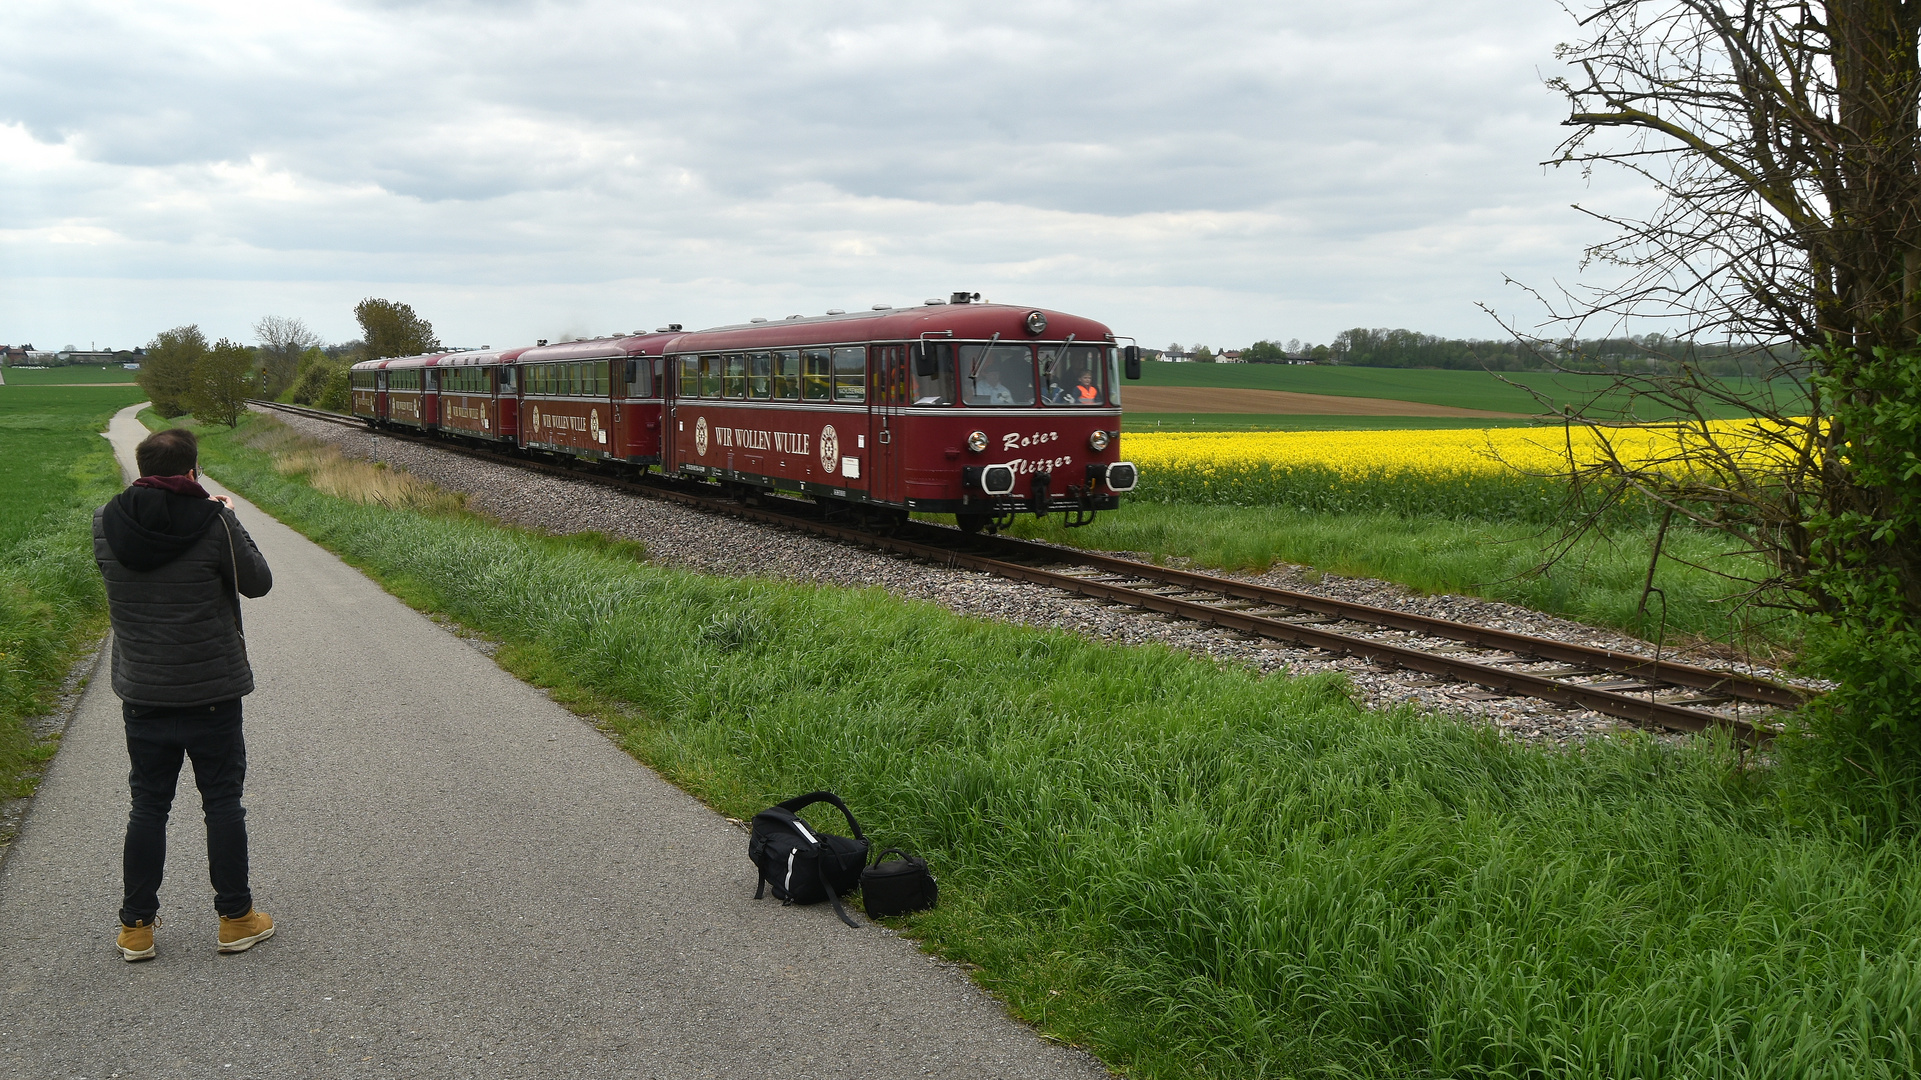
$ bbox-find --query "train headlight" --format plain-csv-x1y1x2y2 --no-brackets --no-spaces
1088,429,1109,451
967,430,988,453
1024,310,1048,335
1105,461,1138,493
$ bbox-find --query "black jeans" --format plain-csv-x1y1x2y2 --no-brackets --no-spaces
121,699,252,925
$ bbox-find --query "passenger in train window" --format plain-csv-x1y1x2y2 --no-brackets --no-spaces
701,355,723,398
802,349,832,400
772,350,800,399
748,352,772,399
1074,370,1101,404
724,354,748,398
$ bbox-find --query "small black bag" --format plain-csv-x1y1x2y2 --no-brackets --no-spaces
860,848,938,919
747,791,869,928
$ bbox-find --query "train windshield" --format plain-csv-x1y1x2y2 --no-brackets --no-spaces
1038,345,1107,406
960,344,1035,407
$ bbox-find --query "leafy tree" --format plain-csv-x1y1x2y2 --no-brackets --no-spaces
1243,340,1287,363
1191,346,1216,363
187,339,257,427
354,298,439,360
253,315,320,397
1544,0,1921,805
138,325,206,417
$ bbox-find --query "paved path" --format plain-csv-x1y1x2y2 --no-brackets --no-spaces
0,405,1106,1080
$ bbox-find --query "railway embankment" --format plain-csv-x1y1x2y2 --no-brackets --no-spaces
264,407,1681,743
32,405,1914,1079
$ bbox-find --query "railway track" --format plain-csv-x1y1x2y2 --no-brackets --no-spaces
251,400,1798,745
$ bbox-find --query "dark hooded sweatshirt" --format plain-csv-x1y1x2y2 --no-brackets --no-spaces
93,475,273,707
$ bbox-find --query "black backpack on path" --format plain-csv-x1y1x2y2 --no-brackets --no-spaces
747,791,869,928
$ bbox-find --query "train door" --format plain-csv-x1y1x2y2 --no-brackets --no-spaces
423,368,440,428
495,365,519,441
375,370,389,422
871,345,906,502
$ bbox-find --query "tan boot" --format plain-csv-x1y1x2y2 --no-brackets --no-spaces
117,917,158,962
216,907,274,953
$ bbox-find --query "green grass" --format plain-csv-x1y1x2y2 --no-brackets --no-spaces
0,383,146,799
175,411,1920,1079
1124,413,1547,432
999,502,1784,646
1137,362,1800,419
1,365,142,385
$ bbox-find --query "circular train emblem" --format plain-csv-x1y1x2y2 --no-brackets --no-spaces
531,406,541,431
590,409,601,441
694,415,709,456
819,424,839,474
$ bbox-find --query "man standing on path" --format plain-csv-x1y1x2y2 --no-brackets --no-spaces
94,427,275,961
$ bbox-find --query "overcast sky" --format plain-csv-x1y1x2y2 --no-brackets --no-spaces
0,0,1648,353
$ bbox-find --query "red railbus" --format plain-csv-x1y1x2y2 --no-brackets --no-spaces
350,297,1138,531
652,301,1137,530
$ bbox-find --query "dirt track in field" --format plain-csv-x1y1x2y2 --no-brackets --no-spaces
1126,385,1530,417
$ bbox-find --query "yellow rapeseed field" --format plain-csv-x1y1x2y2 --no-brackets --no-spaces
1124,420,1802,480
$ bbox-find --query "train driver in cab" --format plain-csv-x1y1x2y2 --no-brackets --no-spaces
975,365,1015,406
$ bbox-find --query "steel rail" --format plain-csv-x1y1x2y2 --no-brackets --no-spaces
249,401,1781,744
944,532,1806,709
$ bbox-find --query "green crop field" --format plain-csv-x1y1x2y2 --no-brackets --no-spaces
1135,360,1802,418
159,410,1921,1080
0,383,146,802
1,365,142,385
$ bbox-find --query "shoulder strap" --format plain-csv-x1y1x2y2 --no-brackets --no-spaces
775,791,865,842
218,515,248,660
819,857,861,929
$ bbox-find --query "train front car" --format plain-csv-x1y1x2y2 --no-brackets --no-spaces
511,335,671,466
663,299,1138,530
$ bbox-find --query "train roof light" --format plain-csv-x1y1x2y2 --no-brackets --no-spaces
950,291,979,304
1024,310,1047,335
653,323,683,332
537,339,548,346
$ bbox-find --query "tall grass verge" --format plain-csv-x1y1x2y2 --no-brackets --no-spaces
188,412,1919,1079
1,387,145,799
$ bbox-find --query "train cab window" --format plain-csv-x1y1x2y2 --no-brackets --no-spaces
722,354,747,399
1039,345,1106,406
832,347,866,403
772,350,800,399
911,343,955,406
499,366,516,393
747,352,772,399
960,344,1036,407
700,355,723,398
802,349,832,401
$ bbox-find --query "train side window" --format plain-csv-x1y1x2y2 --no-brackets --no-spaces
832,347,866,403
747,351,772,399
723,354,747,398
678,356,697,398
802,348,832,400
911,343,955,406
772,350,800,399
700,355,723,398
